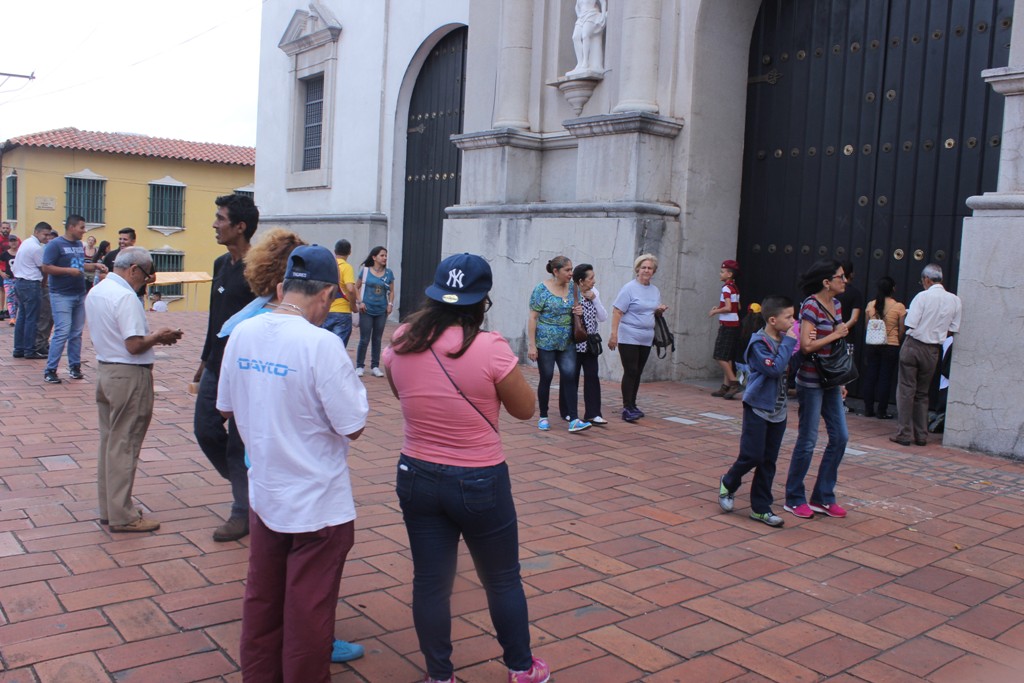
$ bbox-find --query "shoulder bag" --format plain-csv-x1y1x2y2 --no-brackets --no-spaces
808,306,859,388
430,347,497,432
653,314,675,359
571,284,588,343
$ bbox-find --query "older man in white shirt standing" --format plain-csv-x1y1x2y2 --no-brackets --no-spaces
891,264,962,447
86,247,182,532
11,222,51,359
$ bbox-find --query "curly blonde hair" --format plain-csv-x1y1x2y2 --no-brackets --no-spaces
244,228,308,297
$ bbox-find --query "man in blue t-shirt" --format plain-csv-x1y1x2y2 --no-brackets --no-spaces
41,215,108,383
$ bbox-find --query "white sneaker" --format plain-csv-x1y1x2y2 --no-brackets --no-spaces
355,368,364,377
371,367,385,377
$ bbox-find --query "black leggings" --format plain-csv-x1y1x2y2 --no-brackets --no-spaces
618,343,651,410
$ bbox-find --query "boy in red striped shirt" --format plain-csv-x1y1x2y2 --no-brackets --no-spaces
708,259,742,399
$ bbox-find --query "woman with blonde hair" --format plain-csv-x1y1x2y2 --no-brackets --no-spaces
608,253,668,422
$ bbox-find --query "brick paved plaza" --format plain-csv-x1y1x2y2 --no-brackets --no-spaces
2,311,1024,682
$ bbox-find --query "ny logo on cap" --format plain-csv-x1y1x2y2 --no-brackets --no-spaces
446,268,465,289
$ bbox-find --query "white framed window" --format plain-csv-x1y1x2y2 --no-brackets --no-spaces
150,248,185,298
65,168,107,227
148,176,186,235
279,3,341,190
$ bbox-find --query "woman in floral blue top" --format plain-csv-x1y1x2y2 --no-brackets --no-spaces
528,256,591,433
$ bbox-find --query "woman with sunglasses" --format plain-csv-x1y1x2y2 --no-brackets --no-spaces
784,259,851,520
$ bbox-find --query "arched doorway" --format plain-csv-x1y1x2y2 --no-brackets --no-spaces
399,26,468,318
737,0,1013,308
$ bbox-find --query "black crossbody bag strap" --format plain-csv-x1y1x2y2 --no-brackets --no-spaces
429,347,498,433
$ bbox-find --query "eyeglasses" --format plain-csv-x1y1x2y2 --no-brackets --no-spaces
830,274,847,281
134,263,154,280
484,296,493,312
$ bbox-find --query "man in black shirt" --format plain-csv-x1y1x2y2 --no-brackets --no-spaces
104,228,146,299
193,194,257,542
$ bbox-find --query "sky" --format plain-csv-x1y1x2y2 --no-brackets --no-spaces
0,0,262,148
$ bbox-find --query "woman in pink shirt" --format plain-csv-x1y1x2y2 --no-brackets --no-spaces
382,253,550,683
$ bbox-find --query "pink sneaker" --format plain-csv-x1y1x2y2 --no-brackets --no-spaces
808,502,847,518
784,503,815,519
508,657,550,683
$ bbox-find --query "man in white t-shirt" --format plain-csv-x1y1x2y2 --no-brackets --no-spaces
217,245,368,682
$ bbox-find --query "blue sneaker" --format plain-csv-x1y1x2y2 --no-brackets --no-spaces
538,418,550,431
568,419,592,433
331,639,365,663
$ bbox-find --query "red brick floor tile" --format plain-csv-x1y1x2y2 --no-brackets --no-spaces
580,624,681,672
875,636,965,677
788,635,879,676
715,641,821,682
927,654,1021,683
102,599,179,642
746,620,833,656
640,654,746,683
0,610,107,646
547,653,643,682
655,619,745,659
2,626,123,668
869,604,948,638
748,590,829,622
801,610,905,650
30,651,109,683
108,651,235,682
0,581,63,623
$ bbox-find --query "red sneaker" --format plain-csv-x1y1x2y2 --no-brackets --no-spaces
808,502,847,518
783,503,815,519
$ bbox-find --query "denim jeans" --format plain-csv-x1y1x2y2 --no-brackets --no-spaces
12,279,40,355
723,405,786,514
536,346,578,420
356,312,387,369
785,384,848,507
46,291,86,372
194,368,249,519
560,350,602,421
322,312,352,348
396,454,532,680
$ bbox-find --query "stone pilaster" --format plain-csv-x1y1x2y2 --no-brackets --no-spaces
493,0,534,129
612,0,662,113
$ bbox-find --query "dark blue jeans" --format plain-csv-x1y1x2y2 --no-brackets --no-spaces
194,368,249,519
561,350,602,421
356,312,387,369
12,279,41,355
537,346,578,420
396,454,532,680
322,312,352,348
785,384,848,507
723,405,786,514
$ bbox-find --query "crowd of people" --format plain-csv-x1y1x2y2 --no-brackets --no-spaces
3,199,966,681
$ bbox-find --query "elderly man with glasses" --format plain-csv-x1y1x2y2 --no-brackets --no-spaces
86,247,182,532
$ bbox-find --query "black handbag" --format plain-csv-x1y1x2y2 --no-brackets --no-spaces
807,307,858,388
586,332,603,356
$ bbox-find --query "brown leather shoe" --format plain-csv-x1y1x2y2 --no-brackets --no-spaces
711,383,730,397
110,517,160,533
889,435,912,446
213,516,250,542
723,382,742,400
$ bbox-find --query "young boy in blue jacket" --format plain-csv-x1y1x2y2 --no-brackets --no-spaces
718,296,797,527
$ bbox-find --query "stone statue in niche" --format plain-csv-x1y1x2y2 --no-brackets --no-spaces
568,0,608,77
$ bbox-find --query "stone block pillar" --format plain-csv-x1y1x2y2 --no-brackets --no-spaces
493,0,534,129
612,0,662,113
945,1,1024,458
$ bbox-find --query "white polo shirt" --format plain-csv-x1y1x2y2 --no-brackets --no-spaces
11,235,44,280
85,273,155,365
905,284,962,345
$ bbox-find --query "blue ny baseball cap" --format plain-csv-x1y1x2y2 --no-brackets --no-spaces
425,253,492,306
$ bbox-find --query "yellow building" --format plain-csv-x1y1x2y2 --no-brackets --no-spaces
0,127,255,311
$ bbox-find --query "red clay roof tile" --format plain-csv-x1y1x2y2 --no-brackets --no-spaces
3,127,254,166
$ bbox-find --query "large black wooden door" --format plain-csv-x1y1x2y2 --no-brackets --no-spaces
400,27,468,318
738,0,1012,309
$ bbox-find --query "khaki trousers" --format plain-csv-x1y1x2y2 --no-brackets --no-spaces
96,362,154,526
895,337,941,443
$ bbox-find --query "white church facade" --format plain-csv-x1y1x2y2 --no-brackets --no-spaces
255,0,1024,459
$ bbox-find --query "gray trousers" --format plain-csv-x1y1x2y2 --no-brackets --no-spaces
96,363,154,526
895,336,941,443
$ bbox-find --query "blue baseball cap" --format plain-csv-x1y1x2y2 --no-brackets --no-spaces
284,245,340,288
425,253,492,306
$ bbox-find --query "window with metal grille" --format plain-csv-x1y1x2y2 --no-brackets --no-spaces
66,176,105,224
5,174,15,220
235,190,254,200
149,183,185,227
302,74,324,171
150,249,184,297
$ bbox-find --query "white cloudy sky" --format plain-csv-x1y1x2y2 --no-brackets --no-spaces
0,0,262,147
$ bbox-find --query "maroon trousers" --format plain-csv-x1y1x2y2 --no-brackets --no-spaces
240,511,354,683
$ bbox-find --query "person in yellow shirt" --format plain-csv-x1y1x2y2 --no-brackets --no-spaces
322,239,359,347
